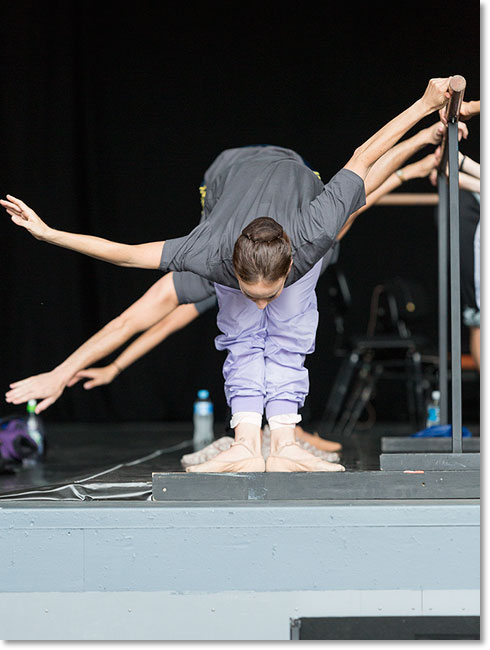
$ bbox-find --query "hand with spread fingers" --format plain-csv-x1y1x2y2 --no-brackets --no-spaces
0,194,52,241
5,370,67,414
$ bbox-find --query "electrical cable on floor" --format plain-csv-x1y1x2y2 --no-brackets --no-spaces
0,438,194,501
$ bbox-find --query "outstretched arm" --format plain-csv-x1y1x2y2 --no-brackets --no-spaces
440,99,480,124
5,272,180,413
460,99,480,120
68,303,200,390
337,150,440,240
458,173,480,193
1,195,164,269
458,153,480,179
429,149,481,193
344,77,452,179
363,120,467,197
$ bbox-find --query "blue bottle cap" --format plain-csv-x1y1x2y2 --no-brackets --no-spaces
197,389,209,400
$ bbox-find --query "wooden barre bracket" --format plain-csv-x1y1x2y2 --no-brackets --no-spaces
377,193,439,206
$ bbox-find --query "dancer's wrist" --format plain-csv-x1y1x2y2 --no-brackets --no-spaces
111,361,123,376
54,362,79,384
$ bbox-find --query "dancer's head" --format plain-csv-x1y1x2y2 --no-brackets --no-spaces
233,217,293,309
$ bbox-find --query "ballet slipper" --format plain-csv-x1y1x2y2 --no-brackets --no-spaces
261,425,339,463
296,441,341,463
185,439,265,473
265,440,345,472
294,427,342,453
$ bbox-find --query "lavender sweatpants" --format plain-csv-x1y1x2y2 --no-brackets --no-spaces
214,259,323,419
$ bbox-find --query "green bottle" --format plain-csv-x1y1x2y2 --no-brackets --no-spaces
26,399,45,459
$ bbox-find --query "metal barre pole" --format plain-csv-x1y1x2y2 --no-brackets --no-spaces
448,76,466,453
437,174,449,425
437,75,465,449
448,120,463,452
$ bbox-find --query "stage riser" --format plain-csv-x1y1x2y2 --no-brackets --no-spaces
0,501,479,639
152,471,479,501
379,453,480,471
0,590,480,640
0,502,479,593
381,438,480,453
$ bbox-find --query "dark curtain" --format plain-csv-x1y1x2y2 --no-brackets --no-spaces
0,1,480,423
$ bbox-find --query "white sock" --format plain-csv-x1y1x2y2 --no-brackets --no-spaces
268,413,302,431
229,411,263,429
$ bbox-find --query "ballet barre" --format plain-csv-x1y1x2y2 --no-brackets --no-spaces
379,75,479,471
438,76,466,446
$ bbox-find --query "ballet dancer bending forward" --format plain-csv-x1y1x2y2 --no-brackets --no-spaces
4,135,444,464
2,77,454,472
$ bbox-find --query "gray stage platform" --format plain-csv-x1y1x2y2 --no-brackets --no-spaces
381,436,480,452
152,469,480,501
0,496,480,640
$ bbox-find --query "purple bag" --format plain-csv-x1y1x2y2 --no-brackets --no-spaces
0,417,38,464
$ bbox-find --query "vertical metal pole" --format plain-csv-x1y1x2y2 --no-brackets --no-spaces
447,120,463,452
437,174,449,426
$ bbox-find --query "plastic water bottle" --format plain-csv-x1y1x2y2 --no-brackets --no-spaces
426,390,441,428
193,389,214,451
23,399,45,466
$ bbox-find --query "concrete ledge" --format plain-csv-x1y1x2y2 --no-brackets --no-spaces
0,500,479,640
0,589,480,640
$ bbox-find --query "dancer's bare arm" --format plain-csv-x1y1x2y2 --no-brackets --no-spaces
335,118,466,239
344,77,452,179
431,150,481,194
458,173,480,194
5,273,179,413
337,150,439,240
69,303,200,390
460,100,480,120
459,153,480,179
363,120,467,196
0,195,164,269
440,99,480,124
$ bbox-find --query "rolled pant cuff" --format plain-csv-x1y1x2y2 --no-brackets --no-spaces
230,396,264,415
265,400,298,419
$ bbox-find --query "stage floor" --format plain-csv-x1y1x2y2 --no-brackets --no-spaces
0,419,480,501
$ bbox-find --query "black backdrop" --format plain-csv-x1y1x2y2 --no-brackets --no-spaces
0,1,481,424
